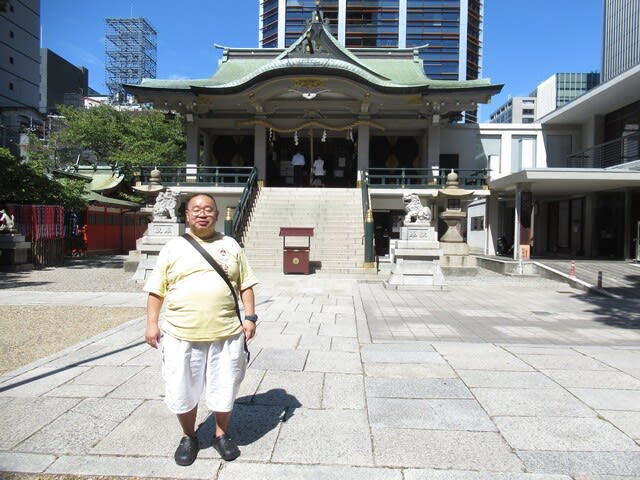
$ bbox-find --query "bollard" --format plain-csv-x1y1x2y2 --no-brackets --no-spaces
597,271,603,288
568,260,576,278
364,209,375,268
224,207,233,237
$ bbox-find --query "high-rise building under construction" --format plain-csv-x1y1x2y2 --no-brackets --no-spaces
105,17,157,102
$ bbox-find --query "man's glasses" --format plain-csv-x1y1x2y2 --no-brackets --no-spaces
189,207,216,216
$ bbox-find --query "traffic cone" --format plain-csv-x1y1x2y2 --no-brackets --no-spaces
568,260,576,278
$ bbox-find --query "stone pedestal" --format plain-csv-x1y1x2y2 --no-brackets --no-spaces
129,222,185,282
438,209,477,274
385,225,445,290
0,233,33,271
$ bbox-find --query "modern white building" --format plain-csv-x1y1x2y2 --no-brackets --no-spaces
488,96,537,124
489,73,600,124
481,64,640,261
602,0,640,82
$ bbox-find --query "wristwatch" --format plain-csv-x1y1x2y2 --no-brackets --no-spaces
244,314,258,324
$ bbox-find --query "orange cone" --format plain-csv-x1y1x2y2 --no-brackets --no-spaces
568,260,576,278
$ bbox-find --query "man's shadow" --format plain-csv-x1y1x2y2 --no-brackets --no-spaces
197,389,301,447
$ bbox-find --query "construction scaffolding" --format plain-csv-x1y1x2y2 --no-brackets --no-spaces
105,18,157,103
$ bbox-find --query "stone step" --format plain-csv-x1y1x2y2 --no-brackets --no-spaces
241,186,366,273
246,249,364,259
244,229,363,238
259,188,359,195
249,260,366,270
247,219,362,226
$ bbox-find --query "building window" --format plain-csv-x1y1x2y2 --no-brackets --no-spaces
9,30,15,39
9,56,14,64
9,82,14,90
471,216,484,231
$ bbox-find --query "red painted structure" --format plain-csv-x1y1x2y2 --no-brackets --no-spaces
83,205,147,254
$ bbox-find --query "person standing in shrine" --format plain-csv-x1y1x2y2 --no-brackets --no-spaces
291,148,306,187
144,193,258,466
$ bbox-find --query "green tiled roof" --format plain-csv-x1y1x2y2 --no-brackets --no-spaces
129,8,500,96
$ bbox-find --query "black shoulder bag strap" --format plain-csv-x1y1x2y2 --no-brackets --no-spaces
181,233,250,361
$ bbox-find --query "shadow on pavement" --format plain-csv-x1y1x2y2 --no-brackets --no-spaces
197,389,302,448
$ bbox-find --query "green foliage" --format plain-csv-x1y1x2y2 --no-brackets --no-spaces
0,147,87,209
57,105,128,163
56,105,186,177
5,105,186,207
114,109,186,173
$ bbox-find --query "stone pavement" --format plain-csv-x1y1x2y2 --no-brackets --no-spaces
1,269,640,479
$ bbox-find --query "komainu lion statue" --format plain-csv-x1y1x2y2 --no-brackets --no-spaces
402,192,432,225
152,190,178,222
0,209,16,232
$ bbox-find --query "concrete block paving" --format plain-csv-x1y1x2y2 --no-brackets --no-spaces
1,269,639,478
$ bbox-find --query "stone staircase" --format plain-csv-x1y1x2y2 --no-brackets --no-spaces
241,187,367,273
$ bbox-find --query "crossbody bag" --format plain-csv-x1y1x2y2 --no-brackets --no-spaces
181,233,250,362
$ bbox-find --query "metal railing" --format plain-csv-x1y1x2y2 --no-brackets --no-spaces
361,171,370,226
363,168,489,189
232,167,259,240
138,166,256,186
565,131,640,169
359,171,376,266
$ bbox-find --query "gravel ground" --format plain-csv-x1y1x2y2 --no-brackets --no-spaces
0,255,142,292
0,255,146,375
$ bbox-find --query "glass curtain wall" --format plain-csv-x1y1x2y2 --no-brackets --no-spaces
344,0,399,48
406,0,460,79
261,0,280,47
556,72,600,108
284,0,339,45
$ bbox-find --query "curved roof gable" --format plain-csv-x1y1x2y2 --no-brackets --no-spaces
127,6,501,98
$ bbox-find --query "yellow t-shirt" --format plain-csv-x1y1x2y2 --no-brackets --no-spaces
144,232,258,342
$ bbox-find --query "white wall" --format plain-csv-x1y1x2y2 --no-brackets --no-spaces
536,75,557,120
437,123,585,179
466,199,487,254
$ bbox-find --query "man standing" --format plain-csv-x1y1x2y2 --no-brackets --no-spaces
291,148,306,186
144,193,258,466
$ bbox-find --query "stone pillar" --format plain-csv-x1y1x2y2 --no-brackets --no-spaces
624,188,632,259
486,194,500,255
0,233,32,272
517,186,533,260
419,129,429,169
254,123,267,184
428,124,441,180
201,130,212,167
185,120,199,171
357,123,370,173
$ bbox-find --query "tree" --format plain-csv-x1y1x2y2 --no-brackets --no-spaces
56,105,186,177
114,109,186,170
0,147,87,209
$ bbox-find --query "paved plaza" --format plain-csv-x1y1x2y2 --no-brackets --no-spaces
0,264,639,479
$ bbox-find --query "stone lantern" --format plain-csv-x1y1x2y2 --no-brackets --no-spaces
439,170,472,254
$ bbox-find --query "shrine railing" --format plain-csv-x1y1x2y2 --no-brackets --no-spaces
137,166,255,186
363,168,489,189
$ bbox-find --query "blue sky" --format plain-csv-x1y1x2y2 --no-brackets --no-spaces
41,0,603,121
